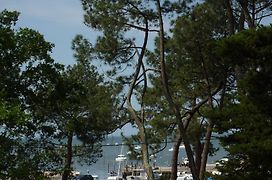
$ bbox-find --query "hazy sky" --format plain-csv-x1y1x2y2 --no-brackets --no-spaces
0,0,94,65
1,1,270,136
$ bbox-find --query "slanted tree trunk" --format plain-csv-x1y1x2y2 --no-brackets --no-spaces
156,1,199,179
238,0,255,28
170,134,182,180
62,132,73,180
138,124,154,180
199,82,226,180
126,15,154,179
224,0,236,34
195,139,203,176
126,110,154,180
199,125,213,180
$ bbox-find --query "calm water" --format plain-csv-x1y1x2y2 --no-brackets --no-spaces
73,136,226,180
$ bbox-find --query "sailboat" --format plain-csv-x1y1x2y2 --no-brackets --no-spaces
107,145,127,180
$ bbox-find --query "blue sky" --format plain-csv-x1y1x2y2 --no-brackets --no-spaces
0,0,95,65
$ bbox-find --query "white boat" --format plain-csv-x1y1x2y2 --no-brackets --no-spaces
107,176,122,180
107,146,127,180
169,144,185,151
92,175,99,180
126,169,161,180
115,154,127,162
134,145,141,150
115,144,127,162
127,151,132,155
179,144,185,149
177,171,193,180
180,157,189,166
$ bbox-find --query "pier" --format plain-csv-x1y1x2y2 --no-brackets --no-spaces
153,164,217,173
123,164,217,178
125,164,217,173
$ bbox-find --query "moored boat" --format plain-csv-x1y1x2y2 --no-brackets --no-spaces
177,171,193,180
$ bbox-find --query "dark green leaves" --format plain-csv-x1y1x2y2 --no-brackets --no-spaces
215,26,272,179
0,10,19,28
0,10,63,178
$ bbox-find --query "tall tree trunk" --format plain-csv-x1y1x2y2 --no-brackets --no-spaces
199,125,213,180
239,0,255,28
224,0,236,34
199,82,226,180
238,11,246,31
156,1,199,179
178,124,199,180
170,134,182,180
138,124,154,180
125,8,153,179
62,132,73,180
195,139,203,176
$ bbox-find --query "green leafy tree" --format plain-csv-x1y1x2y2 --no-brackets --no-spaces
41,35,120,180
146,2,230,179
79,1,189,179
214,25,272,180
78,1,271,180
0,10,64,179
204,0,271,36
156,1,272,179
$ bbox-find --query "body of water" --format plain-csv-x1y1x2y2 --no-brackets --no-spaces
73,136,226,179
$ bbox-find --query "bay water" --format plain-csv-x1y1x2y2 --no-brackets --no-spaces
73,136,226,179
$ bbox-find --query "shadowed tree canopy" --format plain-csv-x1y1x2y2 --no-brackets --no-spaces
0,10,121,180
214,25,272,180
0,10,64,179
79,1,191,179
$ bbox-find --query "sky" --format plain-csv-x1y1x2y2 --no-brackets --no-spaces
0,0,94,65
1,1,271,136
0,0,138,136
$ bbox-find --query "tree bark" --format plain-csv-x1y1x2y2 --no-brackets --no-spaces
126,12,154,179
224,0,236,34
238,0,255,28
199,125,213,180
199,82,226,180
62,132,73,180
195,139,203,176
156,1,199,179
138,124,154,180
170,134,182,180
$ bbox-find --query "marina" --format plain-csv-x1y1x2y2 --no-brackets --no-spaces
42,136,225,179
71,136,225,179
46,164,217,179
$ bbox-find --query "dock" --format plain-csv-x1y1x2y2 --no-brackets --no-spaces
124,164,217,174
154,164,217,173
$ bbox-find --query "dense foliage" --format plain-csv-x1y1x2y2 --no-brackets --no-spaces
0,10,63,179
0,10,119,179
1,0,271,179
215,26,272,180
